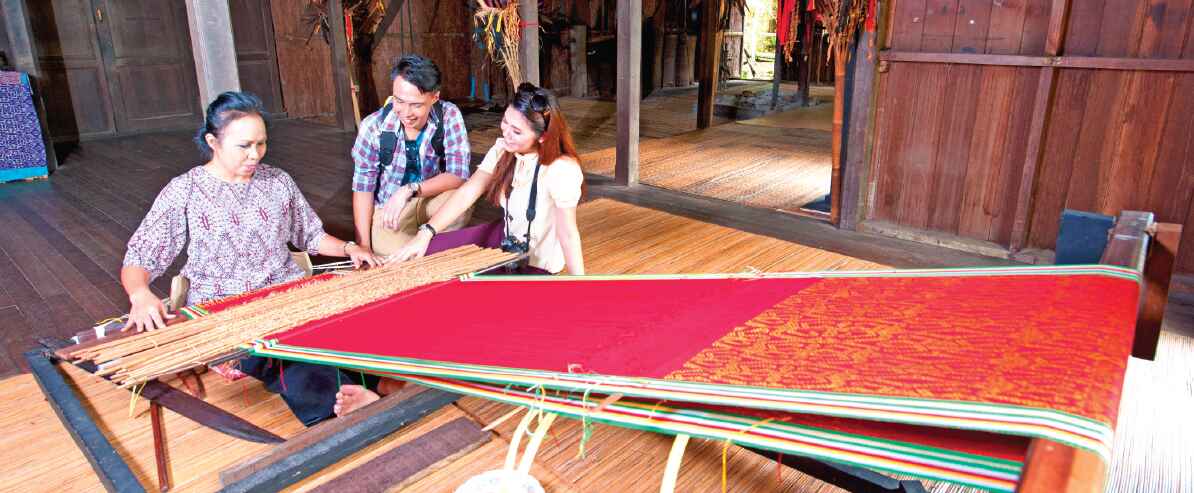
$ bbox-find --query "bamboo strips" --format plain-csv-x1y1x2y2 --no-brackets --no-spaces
70,246,516,387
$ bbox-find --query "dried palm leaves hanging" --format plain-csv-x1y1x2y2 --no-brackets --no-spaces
819,0,868,60
778,0,872,63
474,0,524,85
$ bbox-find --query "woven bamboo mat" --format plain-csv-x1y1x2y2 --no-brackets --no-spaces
580,124,833,212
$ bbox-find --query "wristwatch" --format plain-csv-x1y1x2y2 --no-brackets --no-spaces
343,240,357,256
419,223,438,237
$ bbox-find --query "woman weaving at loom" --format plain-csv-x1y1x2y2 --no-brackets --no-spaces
121,91,382,425
333,83,586,415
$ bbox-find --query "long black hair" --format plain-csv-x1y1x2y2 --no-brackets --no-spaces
195,91,266,159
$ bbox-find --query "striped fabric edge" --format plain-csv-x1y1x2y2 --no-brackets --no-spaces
396,374,1022,492
247,340,1114,462
459,264,1142,284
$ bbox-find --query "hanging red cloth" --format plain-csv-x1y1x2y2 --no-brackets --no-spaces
776,0,798,46
865,0,878,32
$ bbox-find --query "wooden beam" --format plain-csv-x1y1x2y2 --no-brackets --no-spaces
1016,439,1105,493
696,0,724,128
879,51,1194,72
1137,223,1182,359
25,350,146,493
839,31,879,231
1099,211,1170,360
1009,0,1072,251
770,36,781,109
150,402,170,493
1045,0,1073,55
327,0,357,131
220,385,460,492
370,0,406,54
1100,211,1153,274
306,418,489,492
880,51,1050,66
615,0,642,186
519,0,540,85
1,0,38,76
184,0,242,106
830,52,846,225
570,25,588,97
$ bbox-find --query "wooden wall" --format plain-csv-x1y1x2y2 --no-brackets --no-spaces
370,0,478,105
0,6,11,66
867,0,1194,274
268,0,336,121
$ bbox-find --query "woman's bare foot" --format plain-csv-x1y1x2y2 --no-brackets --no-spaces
334,384,379,416
377,378,407,396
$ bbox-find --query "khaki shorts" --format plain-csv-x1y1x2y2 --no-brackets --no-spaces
370,190,473,256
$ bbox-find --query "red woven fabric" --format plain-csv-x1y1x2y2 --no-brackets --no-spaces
272,277,820,378
199,273,334,313
668,274,1139,426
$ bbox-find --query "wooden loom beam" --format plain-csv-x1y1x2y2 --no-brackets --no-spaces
25,349,146,493
1019,210,1166,492
219,385,460,492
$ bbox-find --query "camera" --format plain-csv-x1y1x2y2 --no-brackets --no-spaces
500,235,530,254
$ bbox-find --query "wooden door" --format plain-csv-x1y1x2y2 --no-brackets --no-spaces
28,0,117,139
229,0,284,114
95,0,202,132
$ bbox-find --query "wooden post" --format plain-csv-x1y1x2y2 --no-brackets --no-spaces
184,0,241,107
696,0,724,128
770,35,782,109
1136,223,1182,359
798,6,811,105
1,0,39,76
570,25,588,97
1009,0,1072,251
327,0,357,131
519,0,540,85
828,50,847,224
150,401,170,492
838,30,878,230
1016,439,1106,492
615,0,642,186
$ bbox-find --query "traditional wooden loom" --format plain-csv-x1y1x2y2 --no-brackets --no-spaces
26,212,1181,493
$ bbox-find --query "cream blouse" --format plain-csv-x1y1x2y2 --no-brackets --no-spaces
478,140,583,273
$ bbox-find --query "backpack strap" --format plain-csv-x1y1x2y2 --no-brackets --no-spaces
377,100,448,193
430,101,446,172
376,100,398,194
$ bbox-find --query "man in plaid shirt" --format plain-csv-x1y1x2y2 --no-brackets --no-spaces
351,54,472,256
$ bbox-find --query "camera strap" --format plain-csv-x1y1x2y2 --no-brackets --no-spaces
503,159,543,249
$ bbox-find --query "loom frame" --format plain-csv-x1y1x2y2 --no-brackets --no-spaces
28,211,1179,493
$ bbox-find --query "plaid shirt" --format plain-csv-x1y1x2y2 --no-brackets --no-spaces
351,99,470,205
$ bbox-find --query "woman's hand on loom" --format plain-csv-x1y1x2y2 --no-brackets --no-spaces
124,288,175,332
345,242,383,269
392,230,432,263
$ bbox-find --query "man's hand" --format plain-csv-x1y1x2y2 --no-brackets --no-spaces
381,187,414,231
